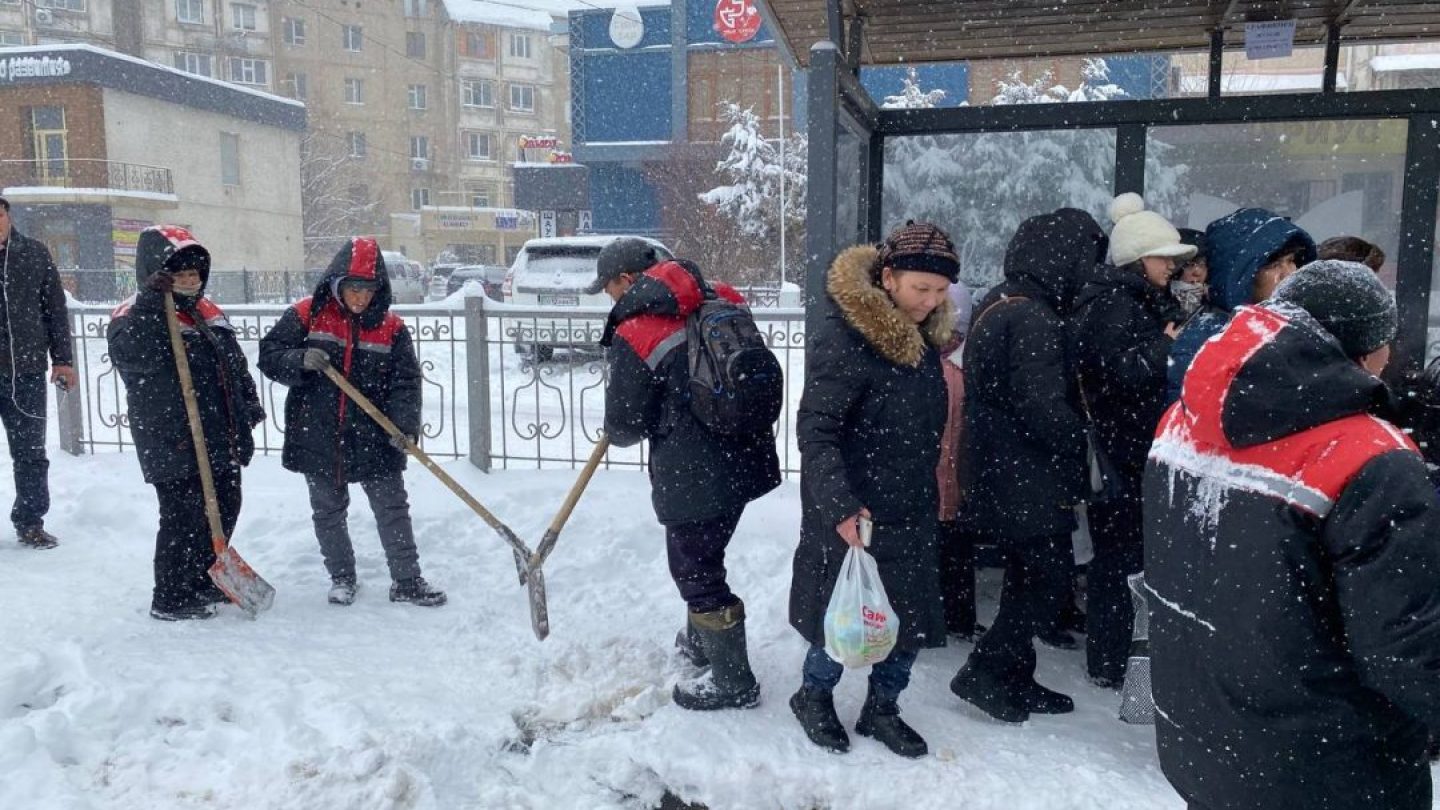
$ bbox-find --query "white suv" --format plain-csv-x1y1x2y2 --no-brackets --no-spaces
381,251,427,304
503,235,673,360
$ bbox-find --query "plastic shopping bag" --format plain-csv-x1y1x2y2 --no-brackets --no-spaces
823,546,900,668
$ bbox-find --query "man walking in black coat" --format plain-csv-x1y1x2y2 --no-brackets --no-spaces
595,238,780,712
107,226,265,620
259,238,444,608
949,208,1103,722
1146,260,1440,810
0,197,77,549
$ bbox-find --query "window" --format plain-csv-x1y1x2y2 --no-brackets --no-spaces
461,30,494,60
464,131,493,161
402,0,427,17
408,84,428,110
411,188,430,210
343,25,362,51
284,72,307,101
406,31,425,58
220,132,240,186
231,3,256,31
0,32,23,46
36,0,85,11
174,51,212,77
344,77,363,104
461,79,493,108
175,0,203,24
507,83,535,113
31,107,66,184
282,17,305,45
508,33,531,59
410,135,429,160
468,185,491,207
228,58,268,86
347,131,366,158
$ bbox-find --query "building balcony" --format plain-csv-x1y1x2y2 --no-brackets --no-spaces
0,159,179,208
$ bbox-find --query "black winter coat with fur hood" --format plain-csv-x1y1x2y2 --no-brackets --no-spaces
790,245,951,652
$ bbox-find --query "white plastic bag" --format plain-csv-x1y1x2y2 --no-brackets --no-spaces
823,546,900,668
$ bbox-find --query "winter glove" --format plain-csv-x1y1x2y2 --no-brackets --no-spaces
389,433,415,451
146,270,175,293
247,403,266,429
302,348,330,371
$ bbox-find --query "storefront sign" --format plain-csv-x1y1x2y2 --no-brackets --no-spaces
715,0,761,44
578,210,593,233
549,151,573,164
0,55,72,81
540,210,557,238
610,5,645,49
520,136,559,150
438,213,475,229
112,218,151,257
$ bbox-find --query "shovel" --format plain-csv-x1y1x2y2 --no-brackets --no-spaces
163,295,276,618
318,365,551,640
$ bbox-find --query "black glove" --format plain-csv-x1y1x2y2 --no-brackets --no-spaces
146,270,175,293
389,433,415,450
302,348,330,371
247,403,266,429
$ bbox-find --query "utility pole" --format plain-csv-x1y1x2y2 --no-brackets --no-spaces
777,63,785,288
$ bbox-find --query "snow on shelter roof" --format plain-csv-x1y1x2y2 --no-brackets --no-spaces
758,0,1440,68
441,0,668,32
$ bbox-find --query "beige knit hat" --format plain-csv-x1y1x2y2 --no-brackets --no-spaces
1106,193,1197,267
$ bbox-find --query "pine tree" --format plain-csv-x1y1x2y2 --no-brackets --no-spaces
699,103,807,277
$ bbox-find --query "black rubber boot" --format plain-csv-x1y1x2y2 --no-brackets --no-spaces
389,576,447,607
789,686,850,753
673,602,760,711
950,661,1029,723
674,620,709,669
1012,678,1074,714
855,690,927,758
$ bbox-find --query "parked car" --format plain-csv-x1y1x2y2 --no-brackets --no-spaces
503,235,673,361
447,264,508,301
381,251,427,304
427,263,463,300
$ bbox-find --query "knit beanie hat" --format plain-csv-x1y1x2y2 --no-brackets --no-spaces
1271,259,1397,359
878,220,960,283
1107,193,1197,267
1178,228,1208,261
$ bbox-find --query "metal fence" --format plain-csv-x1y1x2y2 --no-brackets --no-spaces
59,297,807,478
62,269,325,306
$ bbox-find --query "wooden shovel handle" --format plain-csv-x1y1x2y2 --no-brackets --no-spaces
528,436,610,571
163,295,228,555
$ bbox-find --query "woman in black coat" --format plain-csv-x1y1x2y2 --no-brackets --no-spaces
789,222,957,759
1070,194,1194,688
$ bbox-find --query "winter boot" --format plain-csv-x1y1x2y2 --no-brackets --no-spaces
150,603,219,622
328,577,357,606
390,576,447,607
1012,678,1074,714
950,661,1029,723
789,686,850,753
675,621,709,669
855,690,928,759
18,526,57,549
672,601,760,711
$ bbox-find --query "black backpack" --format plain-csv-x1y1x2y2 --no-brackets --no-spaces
685,295,783,435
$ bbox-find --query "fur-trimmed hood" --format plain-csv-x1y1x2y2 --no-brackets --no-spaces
826,245,954,367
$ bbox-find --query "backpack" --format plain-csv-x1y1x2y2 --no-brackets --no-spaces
685,296,783,435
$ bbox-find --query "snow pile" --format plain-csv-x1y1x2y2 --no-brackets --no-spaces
3,450,1195,808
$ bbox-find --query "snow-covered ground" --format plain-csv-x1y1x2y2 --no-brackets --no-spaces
4,450,1184,809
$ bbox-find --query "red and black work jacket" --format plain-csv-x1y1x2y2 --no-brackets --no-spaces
1143,303,1440,810
600,258,779,526
258,238,420,483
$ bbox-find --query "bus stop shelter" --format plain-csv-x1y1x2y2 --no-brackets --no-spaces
757,0,1440,376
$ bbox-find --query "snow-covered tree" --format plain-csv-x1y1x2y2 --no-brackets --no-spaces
699,103,807,276
883,67,948,109
882,59,1189,288
300,131,380,267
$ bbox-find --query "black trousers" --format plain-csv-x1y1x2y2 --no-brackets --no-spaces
0,371,49,531
1086,488,1144,682
938,520,977,636
152,466,242,612
665,509,744,614
968,533,1072,679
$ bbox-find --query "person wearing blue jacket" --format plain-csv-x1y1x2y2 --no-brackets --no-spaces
1166,208,1316,404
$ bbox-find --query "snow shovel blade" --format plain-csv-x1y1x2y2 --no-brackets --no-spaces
209,544,276,618
527,564,550,641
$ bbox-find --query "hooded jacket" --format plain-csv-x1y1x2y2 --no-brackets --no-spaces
790,244,952,651
1145,304,1440,810
959,208,1099,539
106,226,263,484
0,226,73,374
1166,208,1315,402
258,237,421,483
601,259,780,526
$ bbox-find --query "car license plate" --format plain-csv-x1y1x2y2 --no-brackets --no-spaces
539,294,579,306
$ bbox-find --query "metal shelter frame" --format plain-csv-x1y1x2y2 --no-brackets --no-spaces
787,4,1440,377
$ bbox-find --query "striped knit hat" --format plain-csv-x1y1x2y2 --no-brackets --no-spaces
878,221,960,283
